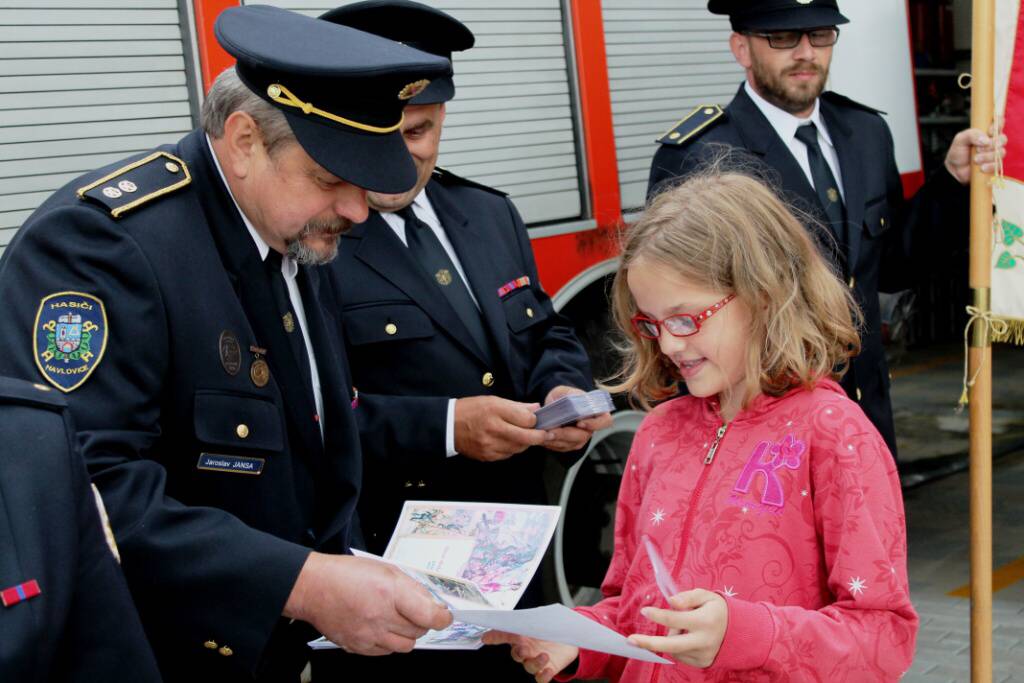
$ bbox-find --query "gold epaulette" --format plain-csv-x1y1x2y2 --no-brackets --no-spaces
656,104,725,146
77,151,191,218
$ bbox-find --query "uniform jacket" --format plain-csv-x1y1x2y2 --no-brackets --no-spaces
324,169,593,552
0,376,162,683
0,130,361,682
648,84,968,455
568,380,917,682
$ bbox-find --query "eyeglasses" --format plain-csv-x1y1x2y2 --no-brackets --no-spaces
630,294,736,339
744,27,840,49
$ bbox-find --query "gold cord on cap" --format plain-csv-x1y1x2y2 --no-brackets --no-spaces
266,83,404,134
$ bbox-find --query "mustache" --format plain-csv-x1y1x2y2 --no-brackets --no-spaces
783,62,825,77
299,217,351,238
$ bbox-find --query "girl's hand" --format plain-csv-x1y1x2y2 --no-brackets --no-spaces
482,630,580,682
627,589,728,668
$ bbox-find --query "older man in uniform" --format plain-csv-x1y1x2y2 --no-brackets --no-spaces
314,2,609,680
0,376,162,682
0,6,452,682
648,0,1004,457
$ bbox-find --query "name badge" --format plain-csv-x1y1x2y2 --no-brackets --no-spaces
197,453,265,475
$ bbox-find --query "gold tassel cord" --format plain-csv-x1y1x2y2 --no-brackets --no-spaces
957,305,1010,410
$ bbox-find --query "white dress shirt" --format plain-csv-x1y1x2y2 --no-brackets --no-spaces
744,81,845,201
206,136,325,439
380,189,477,457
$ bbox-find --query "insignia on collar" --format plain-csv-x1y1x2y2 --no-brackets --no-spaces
76,151,191,218
657,104,725,146
34,291,108,393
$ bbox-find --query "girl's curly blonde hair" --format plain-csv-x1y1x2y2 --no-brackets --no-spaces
605,165,862,411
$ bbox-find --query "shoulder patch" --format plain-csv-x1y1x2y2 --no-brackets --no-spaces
0,375,68,409
820,91,886,115
431,166,508,197
77,151,191,218
657,104,725,146
33,291,108,393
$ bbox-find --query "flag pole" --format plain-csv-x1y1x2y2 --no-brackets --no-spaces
968,0,995,680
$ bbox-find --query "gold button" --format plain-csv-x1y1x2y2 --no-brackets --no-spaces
669,131,681,140
526,307,534,318
236,424,250,439
704,107,715,115
856,388,863,401
404,481,413,488
880,218,886,227
164,161,180,173
385,323,398,336
482,372,495,387
848,276,855,289
416,480,426,488
204,640,218,650
218,646,233,657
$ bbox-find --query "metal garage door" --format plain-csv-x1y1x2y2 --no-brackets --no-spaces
252,0,585,225
601,0,742,211
0,0,197,256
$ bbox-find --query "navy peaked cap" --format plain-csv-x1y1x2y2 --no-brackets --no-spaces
214,4,451,193
708,0,848,31
319,1,474,104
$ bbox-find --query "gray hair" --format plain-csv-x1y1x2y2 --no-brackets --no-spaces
200,66,296,157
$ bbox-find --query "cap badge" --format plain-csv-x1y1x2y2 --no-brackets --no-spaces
266,82,404,134
398,79,430,101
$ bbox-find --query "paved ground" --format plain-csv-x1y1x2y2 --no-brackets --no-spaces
892,343,1024,682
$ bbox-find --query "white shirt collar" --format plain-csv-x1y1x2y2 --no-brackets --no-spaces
205,135,296,277
743,81,833,148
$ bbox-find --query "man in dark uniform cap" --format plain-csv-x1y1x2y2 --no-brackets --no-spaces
648,0,1004,458
315,2,608,679
0,375,163,683
0,6,452,681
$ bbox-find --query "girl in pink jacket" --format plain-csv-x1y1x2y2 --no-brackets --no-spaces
486,169,917,681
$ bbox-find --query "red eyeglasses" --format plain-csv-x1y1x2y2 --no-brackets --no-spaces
630,294,736,339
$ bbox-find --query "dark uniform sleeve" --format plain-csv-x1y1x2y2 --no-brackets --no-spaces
353,392,449,463
0,204,309,677
54,408,165,683
503,196,594,403
877,122,969,293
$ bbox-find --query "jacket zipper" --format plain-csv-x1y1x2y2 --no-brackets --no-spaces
650,421,729,683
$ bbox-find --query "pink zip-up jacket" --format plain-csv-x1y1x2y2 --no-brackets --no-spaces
566,379,917,682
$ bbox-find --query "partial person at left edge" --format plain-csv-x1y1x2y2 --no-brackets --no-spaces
0,6,452,683
0,376,162,683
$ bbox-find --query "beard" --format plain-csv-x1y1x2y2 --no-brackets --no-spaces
285,217,350,266
750,58,828,114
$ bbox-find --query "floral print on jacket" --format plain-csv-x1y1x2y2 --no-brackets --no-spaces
568,380,917,682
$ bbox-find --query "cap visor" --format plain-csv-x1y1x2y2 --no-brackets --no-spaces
743,9,849,30
283,110,417,194
410,77,455,105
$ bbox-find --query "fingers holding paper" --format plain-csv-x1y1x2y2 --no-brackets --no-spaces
482,630,579,682
284,552,452,656
454,395,547,461
627,589,728,669
540,386,614,452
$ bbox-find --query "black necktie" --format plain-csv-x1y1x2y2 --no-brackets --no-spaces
397,206,491,360
265,250,315,402
795,122,847,246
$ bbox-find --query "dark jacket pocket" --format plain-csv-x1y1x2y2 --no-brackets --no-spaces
502,289,548,333
194,390,283,452
343,302,435,346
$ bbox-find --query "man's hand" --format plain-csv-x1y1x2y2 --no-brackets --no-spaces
541,386,614,453
454,395,548,462
945,125,1007,185
283,553,451,655
627,589,728,669
482,630,579,683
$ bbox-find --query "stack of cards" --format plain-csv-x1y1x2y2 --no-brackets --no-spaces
533,390,614,430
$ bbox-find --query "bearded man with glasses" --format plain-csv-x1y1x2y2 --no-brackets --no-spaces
647,0,1005,461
